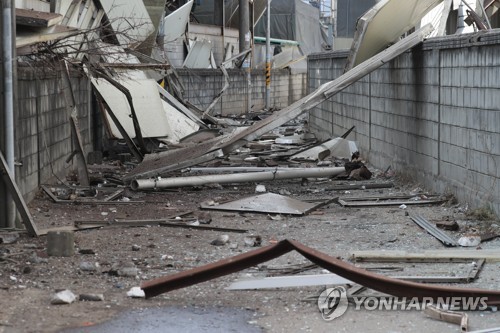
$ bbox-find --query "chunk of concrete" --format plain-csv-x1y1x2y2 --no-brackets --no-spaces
47,231,74,257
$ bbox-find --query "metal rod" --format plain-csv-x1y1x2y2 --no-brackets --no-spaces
2,0,15,228
477,0,492,29
265,0,271,109
131,167,345,190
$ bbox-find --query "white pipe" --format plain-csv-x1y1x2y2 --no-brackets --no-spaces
131,167,345,190
185,167,320,173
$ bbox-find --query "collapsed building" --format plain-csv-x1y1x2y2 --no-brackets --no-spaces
0,0,500,331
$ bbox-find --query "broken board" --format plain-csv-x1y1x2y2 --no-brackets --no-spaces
0,152,39,236
345,0,442,70
91,78,172,139
200,193,326,216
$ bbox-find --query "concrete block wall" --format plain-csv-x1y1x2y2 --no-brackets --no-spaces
308,30,500,215
177,68,307,116
16,67,92,202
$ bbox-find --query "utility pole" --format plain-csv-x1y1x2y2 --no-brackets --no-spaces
265,0,271,110
1,0,16,229
239,0,252,113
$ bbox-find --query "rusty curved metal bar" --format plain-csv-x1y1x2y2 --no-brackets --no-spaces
141,239,500,304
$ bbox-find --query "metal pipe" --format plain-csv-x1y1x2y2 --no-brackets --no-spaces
2,0,15,228
475,0,492,29
239,0,250,53
185,166,325,173
131,167,345,190
265,0,271,110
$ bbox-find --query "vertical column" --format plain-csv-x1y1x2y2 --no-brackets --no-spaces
1,0,15,228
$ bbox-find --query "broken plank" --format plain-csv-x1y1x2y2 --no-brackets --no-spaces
159,222,247,233
37,225,100,236
226,274,354,290
0,152,39,237
409,215,458,247
351,250,500,263
326,182,394,191
103,189,124,202
74,220,248,233
424,304,468,332
338,197,445,207
16,8,63,27
228,272,476,290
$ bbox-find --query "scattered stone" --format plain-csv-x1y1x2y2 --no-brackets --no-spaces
197,212,212,224
126,287,145,298
278,189,291,196
255,185,266,193
0,233,19,244
189,221,200,226
229,243,238,249
131,245,141,251
79,249,96,255
101,212,108,216
244,235,262,247
23,244,38,249
117,267,139,277
79,293,104,302
268,214,283,221
317,160,332,167
51,290,76,305
458,235,481,247
28,253,48,264
399,204,407,210
22,267,32,274
210,235,229,246
79,261,98,272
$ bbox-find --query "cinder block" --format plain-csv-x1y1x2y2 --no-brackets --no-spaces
47,231,74,257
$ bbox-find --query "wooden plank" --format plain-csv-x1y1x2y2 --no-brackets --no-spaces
60,61,90,186
16,8,63,27
38,225,100,236
351,250,500,263
0,152,39,236
338,198,445,207
74,220,247,233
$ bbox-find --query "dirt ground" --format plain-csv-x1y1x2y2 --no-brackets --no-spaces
1,163,500,333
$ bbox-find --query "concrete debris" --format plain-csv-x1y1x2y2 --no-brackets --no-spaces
131,244,141,251
51,290,76,305
197,212,212,224
126,287,145,298
79,261,99,272
243,236,262,247
211,235,230,246
0,233,19,245
458,235,482,247
47,231,74,257
255,185,267,193
117,267,139,278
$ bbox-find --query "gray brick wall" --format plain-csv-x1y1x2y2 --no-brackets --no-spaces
16,67,92,202
177,68,307,116
308,31,500,215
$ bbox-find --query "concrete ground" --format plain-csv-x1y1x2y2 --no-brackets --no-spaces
1,169,500,332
